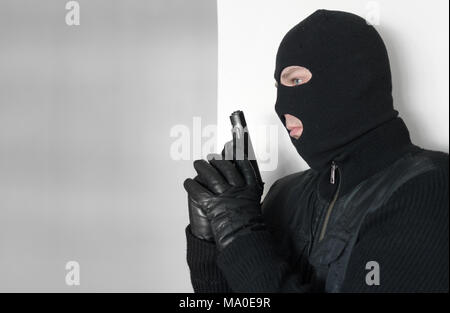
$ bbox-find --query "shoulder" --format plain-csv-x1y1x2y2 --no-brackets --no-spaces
348,150,449,292
417,147,449,170
382,147,449,207
396,147,449,200
361,148,448,237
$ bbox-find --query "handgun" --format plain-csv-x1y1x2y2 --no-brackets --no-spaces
229,110,262,184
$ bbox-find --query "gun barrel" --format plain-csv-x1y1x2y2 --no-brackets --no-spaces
230,110,247,128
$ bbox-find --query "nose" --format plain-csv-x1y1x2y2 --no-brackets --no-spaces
284,114,302,128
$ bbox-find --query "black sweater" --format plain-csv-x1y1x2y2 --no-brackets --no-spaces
185,127,449,293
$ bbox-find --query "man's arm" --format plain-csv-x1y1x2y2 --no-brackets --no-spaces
216,229,312,292
185,226,232,293
184,157,313,293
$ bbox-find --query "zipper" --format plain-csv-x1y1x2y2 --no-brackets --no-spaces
330,161,338,184
318,161,341,242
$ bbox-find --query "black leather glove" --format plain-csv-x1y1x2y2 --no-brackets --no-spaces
184,154,265,251
187,176,214,242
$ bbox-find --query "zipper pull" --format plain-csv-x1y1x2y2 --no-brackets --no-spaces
330,161,338,184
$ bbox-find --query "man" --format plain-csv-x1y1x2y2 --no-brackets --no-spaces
183,9,449,292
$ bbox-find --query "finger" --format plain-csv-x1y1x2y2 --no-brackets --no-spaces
208,156,245,187
193,175,207,187
183,178,213,203
193,159,230,194
235,159,259,186
222,140,234,161
206,153,223,161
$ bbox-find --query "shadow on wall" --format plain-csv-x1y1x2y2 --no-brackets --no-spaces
379,25,449,153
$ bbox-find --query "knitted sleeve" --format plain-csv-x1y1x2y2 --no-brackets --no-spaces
216,230,312,292
185,225,232,292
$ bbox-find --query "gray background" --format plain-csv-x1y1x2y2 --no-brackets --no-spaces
0,0,217,292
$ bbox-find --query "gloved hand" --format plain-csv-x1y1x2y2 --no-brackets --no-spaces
184,154,265,251
187,176,215,242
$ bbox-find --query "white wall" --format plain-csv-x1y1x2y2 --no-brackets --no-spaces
217,0,449,191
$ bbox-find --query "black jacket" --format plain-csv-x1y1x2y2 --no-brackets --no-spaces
185,118,449,292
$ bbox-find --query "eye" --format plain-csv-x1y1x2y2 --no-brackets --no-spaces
280,66,312,87
293,78,303,85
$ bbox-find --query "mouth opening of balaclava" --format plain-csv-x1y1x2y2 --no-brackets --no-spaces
274,9,398,171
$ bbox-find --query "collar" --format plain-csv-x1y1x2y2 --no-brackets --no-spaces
315,117,420,201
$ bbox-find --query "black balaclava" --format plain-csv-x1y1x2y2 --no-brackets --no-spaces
274,9,398,171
